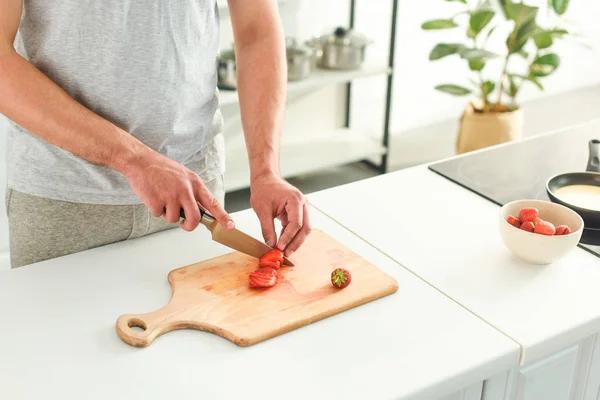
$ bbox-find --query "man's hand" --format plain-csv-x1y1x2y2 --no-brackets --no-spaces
228,0,311,255
250,173,311,257
122,149,234,232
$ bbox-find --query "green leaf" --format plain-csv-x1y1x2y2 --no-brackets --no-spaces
527,74,544,90
507,15,538,53
552,0,569,15
506,4,538,53
422,19,459,30
429,43,464,60
435,84,472,95
483,26,497,45
534,31,553,49
517,49,529,58
459,48,500,61
549,28,568,36
498,0,512,19
530,53,560,76
512,74,544,90
469,59,485,71
470,10,495,36
481,80,495,97
505,3,538,21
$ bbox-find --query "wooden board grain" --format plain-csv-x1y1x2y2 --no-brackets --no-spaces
116,229,399,347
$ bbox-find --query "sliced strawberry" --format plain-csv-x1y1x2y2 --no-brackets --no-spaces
506,215,521,228
519,207,539,223
258,260,281,269
520,221,535,233
331,268,352,289
249,267,278,288
534,220,556,235
260,249,284,265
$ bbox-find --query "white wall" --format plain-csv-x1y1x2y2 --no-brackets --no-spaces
217,0,600,158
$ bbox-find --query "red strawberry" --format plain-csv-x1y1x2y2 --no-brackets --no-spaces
258,260,281,269
506,215,521,228
249,267,278,288
260,249,284,265
519,207,539,223
534,220,556,236
331,268,351,289
520,221,535,232
555,225,572,235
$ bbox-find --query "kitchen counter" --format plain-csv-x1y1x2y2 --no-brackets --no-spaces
0,206,519,400
308,155,600,367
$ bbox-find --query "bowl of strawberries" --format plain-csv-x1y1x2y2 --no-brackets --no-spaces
499,199,584,265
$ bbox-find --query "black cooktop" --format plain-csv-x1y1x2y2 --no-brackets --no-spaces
428,119,600,258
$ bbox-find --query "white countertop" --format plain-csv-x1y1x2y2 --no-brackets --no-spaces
308,164,600,365
0,206,519,400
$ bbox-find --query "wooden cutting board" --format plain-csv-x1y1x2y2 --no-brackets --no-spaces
116,229,398,347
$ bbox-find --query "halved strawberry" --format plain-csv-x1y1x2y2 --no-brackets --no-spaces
520,221,535,233
260,249,284,265
555,225,572,235
249,267,278,288
506,215,521,228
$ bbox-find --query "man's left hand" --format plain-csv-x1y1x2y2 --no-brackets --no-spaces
250,174,311,257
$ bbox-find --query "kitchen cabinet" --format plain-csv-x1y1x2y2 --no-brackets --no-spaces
0,206,520,400
306,124,600,400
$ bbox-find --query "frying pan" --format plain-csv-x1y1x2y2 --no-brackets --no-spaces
546,139,600,244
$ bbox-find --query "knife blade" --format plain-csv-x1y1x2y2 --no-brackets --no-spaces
179,207,295,266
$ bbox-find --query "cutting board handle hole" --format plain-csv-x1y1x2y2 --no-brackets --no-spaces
127,318,147,332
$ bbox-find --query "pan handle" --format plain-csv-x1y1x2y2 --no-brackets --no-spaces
587,139,600,173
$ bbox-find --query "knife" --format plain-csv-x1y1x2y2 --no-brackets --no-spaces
179,207,295,266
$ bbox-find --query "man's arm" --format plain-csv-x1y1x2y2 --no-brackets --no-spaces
0,0,233,232
228,0,311,256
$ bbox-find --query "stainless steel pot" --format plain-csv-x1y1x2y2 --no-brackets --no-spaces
306,27,372,70
216,49,237,90
286,37,315,82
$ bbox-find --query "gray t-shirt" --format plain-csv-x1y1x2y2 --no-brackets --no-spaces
6,0,225,205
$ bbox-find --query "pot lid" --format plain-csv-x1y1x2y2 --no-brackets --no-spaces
318,26,371,46
285,37,313,55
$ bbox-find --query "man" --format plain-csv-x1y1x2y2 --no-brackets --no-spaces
0,0,311,268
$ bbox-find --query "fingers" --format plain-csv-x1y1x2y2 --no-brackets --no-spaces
276,194,305,253
179,189,201,232
281,202,311,257
193,179,235,231
257,208,278,248
164,201,181,224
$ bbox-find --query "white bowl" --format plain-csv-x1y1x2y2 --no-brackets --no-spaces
499,199,584,265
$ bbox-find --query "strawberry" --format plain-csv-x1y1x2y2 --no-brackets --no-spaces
518,207,539,223
520,221,535,232
534,220,556,236
555,225,572,235
249,267,278,288
331,268,351,289
506,215,521,228
260,249,284,265
258,260,281,269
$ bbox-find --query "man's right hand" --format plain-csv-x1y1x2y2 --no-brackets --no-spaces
121,150,235,232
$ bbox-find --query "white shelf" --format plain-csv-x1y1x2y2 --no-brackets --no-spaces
224,128,387,192
218,63,392,106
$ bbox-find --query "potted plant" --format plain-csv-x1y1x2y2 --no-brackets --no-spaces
421,0,572,154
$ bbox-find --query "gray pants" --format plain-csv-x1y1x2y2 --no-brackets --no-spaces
5,176,225,269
